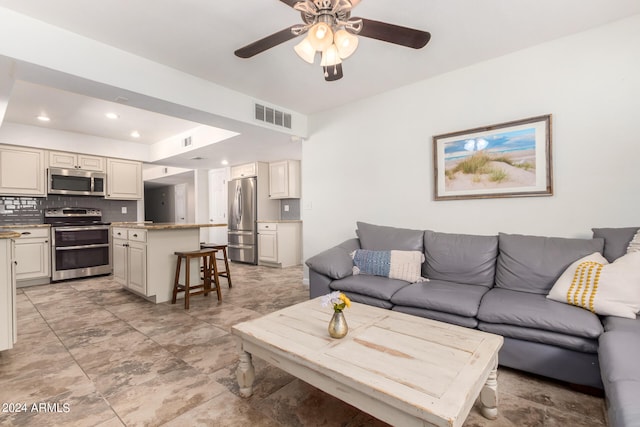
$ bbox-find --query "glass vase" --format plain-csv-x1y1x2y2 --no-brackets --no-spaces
328,310,348,339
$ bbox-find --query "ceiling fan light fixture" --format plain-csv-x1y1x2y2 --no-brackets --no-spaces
334,29,358,59
294,38,316,64
320,44,342,67
307,22,333,51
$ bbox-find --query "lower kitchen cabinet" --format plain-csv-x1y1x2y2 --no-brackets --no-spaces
258,222,302,268
112,228,148,296
13,227,51,287
0,237,17,351
111,226,200,303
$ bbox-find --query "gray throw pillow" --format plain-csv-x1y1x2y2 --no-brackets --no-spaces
495,233,604,294
356,222,424,252
592,227,640,263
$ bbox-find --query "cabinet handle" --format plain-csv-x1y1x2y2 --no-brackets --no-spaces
133,234,138,237
21,231,31,235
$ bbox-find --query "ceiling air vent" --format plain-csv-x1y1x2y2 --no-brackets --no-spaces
182,136,192,147
254,103,292,129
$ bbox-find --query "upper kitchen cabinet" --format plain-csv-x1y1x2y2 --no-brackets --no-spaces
0,145,46,197
49,151,105,172
106,158,142,200
269,160,300,199
230,162,258,179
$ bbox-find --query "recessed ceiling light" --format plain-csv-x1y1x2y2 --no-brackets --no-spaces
221,160,229,166
130,131,140,138
105,112,119,119
37,115,50,122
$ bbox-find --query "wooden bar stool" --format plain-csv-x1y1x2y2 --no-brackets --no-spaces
200,243,233,288
172,248,221,309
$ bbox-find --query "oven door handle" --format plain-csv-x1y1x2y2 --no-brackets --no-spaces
55,243,110,251
53,226,110,232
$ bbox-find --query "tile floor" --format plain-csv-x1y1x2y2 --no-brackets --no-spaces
0,262,607,426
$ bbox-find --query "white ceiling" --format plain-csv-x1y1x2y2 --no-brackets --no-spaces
1,0,639,171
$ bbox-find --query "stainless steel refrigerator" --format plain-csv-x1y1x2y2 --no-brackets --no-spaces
228,176,258,264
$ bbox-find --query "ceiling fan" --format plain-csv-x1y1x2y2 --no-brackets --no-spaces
234,0,431,81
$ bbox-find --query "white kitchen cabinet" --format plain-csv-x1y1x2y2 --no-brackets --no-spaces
106,158,142,200
0,237,17,351
230,162,258,179
127,241,147,295
112,228,147,296
111,226,201,303
112,237,128,285
258,222,302,268
0,145,46,196
269,160,300,199
13,227,50,287
49,151,105,171
258,224,278,263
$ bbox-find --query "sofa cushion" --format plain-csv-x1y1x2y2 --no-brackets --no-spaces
306,238,361,280
495,233,604,294
391,279,490,317
547,251,640,319
356,222,424,252
602,380,640,427
478,288,603,338
329,274,410,301
351,249,426,283
599,331,640,382
423,230,498,286
340,292,394,310
602,315,640,333
592,226,639,262
392,306,478,329
478,322,599,353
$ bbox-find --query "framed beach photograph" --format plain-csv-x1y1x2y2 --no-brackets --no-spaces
433,115,553,200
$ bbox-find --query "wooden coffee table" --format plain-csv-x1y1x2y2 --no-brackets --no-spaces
231,299,503,427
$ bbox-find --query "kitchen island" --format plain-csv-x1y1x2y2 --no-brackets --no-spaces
111,223,226,303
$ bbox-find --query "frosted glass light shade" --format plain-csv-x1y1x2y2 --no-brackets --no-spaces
334,29,358,59
308,22,333,51
294,38,316,64
320,44,342,67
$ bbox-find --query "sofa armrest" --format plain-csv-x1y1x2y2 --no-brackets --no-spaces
305,238,360,280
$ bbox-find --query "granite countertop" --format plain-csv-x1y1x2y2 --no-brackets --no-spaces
0,230,21,239
0,224,51,229
111,222,227,230
256,220,302,223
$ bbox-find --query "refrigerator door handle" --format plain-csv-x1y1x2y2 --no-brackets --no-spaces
237,186,243,224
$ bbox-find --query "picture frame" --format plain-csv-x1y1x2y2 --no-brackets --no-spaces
433,114,553,200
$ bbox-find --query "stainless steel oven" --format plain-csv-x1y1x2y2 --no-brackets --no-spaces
44,208,112,281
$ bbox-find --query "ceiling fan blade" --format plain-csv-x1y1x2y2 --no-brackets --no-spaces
323,63,344,81
279,0,302,7
355,18,431,49
234,26,299,58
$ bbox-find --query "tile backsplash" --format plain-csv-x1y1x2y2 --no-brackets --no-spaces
280,199,301,220
0,195,137,225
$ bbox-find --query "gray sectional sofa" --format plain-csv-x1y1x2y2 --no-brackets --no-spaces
306,222,640,427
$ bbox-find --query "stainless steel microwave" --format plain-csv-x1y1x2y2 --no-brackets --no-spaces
48,168,106,196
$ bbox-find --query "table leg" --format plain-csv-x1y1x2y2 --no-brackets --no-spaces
480,358,499,420
237,350,255,398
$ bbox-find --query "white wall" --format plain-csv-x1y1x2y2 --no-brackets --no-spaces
302,15,640,265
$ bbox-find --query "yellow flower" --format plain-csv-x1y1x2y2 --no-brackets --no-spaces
339,293,351,308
